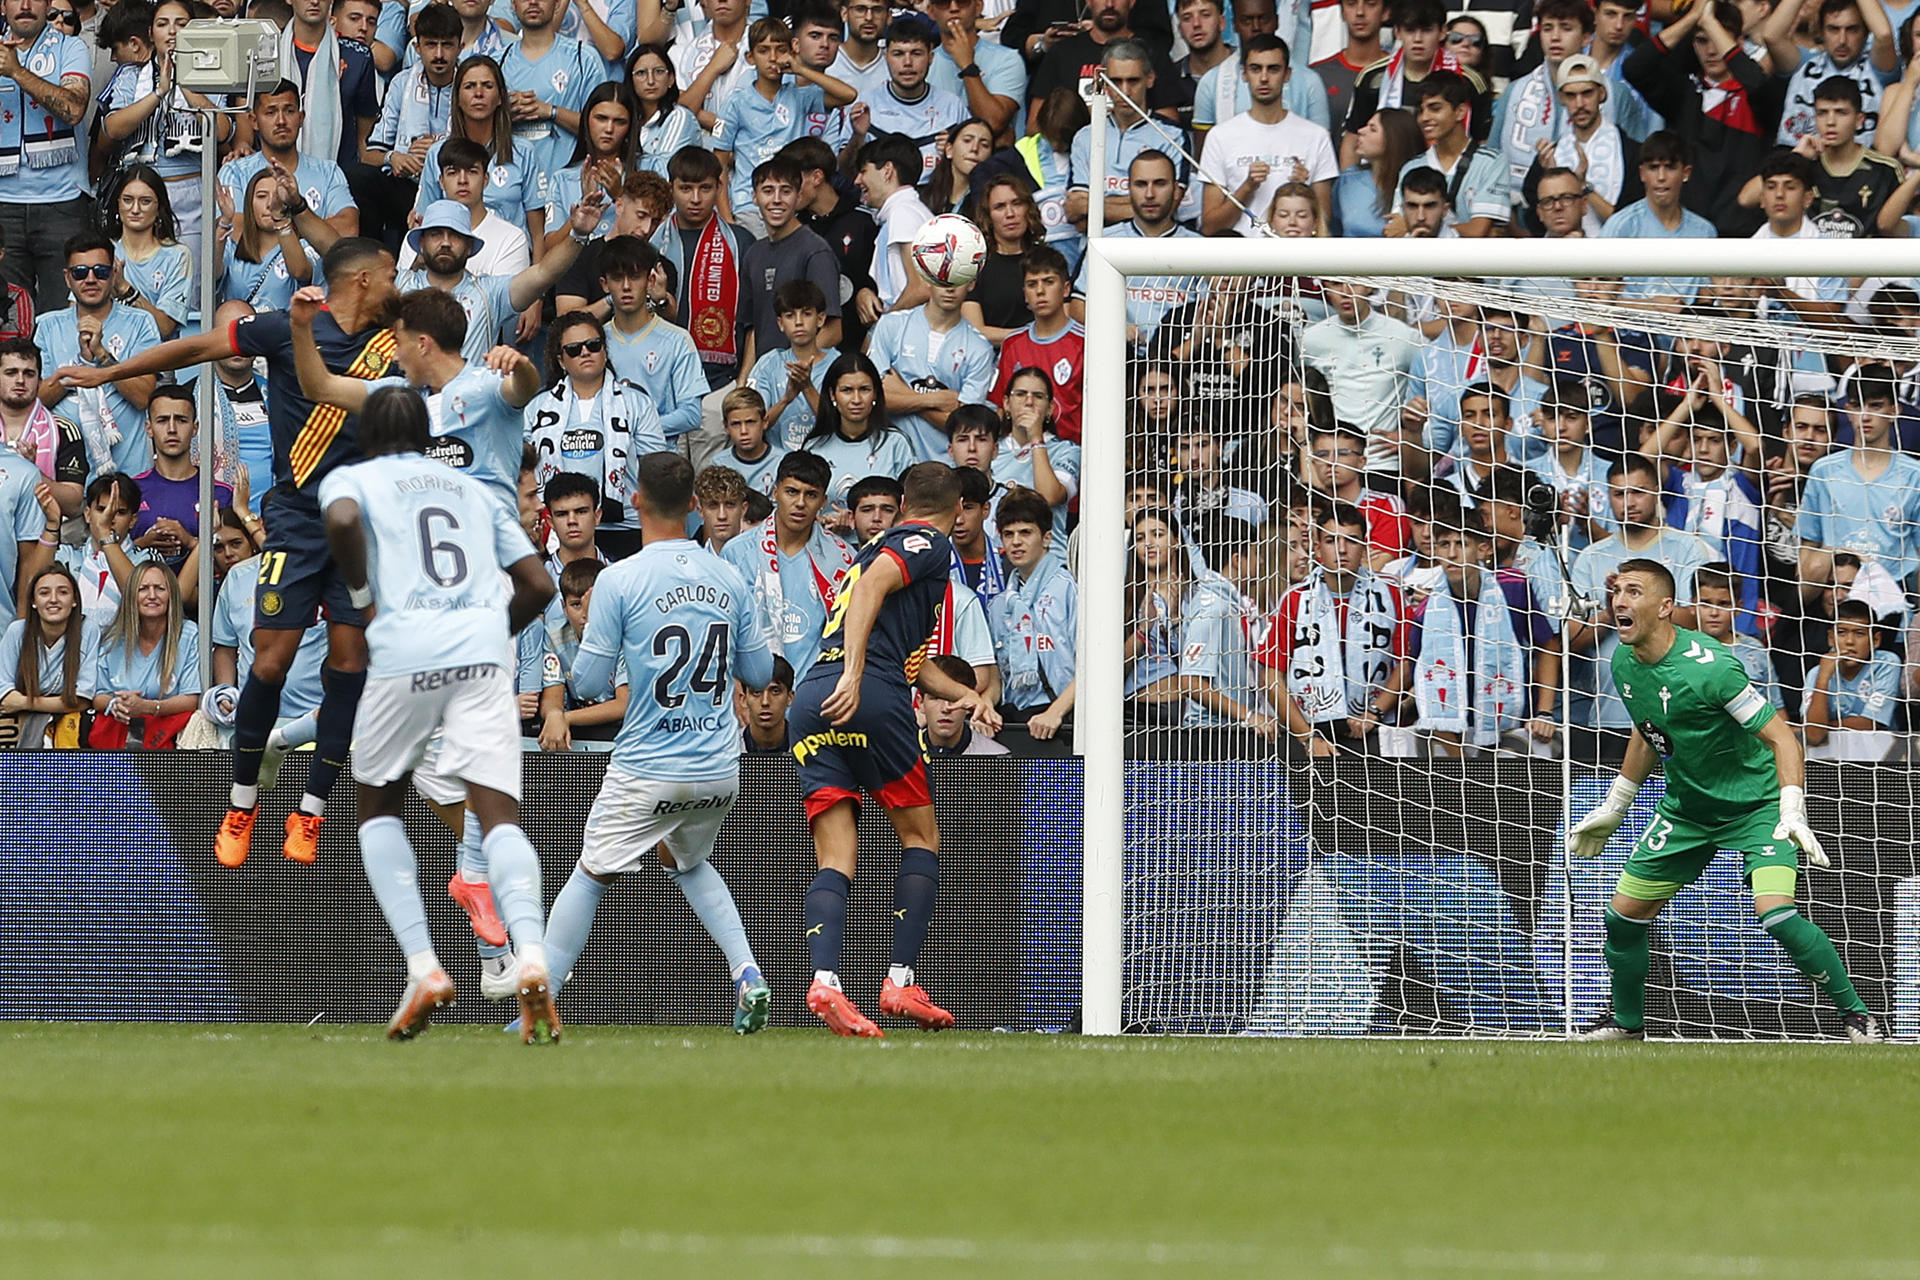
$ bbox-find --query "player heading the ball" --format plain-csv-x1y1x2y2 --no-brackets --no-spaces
1567,558,1885,1044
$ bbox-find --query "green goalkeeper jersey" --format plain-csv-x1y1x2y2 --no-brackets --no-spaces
1611,627,1779,823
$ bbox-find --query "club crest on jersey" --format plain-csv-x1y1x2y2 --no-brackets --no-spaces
259,590,283,617
491,165,510,188
551,69,569,95
1053,357,1072,382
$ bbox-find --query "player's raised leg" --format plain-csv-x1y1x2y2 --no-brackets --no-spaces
877,799,953,1031
286,637,370,863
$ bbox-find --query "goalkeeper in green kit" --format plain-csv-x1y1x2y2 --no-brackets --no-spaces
1568,559,1885,1043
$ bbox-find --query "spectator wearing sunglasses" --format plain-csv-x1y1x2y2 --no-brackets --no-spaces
34,231,163,478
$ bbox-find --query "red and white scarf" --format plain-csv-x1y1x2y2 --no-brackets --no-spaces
685,216,740,368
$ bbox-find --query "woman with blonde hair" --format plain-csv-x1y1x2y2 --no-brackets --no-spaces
91,560,201,748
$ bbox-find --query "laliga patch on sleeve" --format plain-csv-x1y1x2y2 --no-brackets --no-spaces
903,534,932,553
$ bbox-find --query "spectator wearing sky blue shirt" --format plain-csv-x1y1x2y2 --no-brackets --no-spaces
923,0,1027,138
36,232,162,478
91,559,201,744
710,17,854,236
851,14,971,185
218,81,362,251
1070,40,1202,232
1798,364,1920,590
501,0,617,188
598,235,711,445
866,282,997,462
1802,599,1901,749
1598,131,1716,306
0,0,94,309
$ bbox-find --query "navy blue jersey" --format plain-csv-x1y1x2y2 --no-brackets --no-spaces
812,521,953,687
231,309,398,499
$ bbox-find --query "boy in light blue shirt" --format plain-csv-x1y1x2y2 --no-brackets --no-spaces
714,385,786,496
745,279,838,449
1803,599,1900,745
712,18,855,228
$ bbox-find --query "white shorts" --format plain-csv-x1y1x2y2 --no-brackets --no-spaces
353,663,522,800
580,765,738,875
410,733,467,808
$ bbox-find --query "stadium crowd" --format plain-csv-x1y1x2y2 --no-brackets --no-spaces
0,0,1913,761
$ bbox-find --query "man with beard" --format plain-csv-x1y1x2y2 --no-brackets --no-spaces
397,198,601,364
218,80,361,251
1521,55,1642,237
57,238,401,868
0,338,85,515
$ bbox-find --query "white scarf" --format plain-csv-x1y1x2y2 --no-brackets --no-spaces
1502,65,1558,190
1288,567,1399,723
1552,125,1626,237
524,376,665,524
1414,569,1528,745
387,63,452,156
279,22,343,163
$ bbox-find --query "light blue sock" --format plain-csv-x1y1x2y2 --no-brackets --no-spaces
544,866,610,995
274,710,319,750
669,860,757,982
482,822,546,960
458,811,507,960
359,815,435,965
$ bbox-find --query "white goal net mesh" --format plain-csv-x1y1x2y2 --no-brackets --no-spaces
1114,266,1920,1040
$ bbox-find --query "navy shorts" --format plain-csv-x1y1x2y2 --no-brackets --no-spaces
787,671,930,820
252,491,366,632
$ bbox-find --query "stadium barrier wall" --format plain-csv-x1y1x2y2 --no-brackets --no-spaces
2,754,1912,1037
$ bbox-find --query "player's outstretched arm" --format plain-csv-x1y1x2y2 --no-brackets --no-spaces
1756,713,1828,866
51,326,235,391
484,346,543,410
1569,729,1656,858
290,286,372,413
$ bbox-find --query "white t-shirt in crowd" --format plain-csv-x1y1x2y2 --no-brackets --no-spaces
873,184,935,309
1197,109,1339,235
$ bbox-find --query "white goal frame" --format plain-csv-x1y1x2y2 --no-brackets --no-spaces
1076,92,1920,1037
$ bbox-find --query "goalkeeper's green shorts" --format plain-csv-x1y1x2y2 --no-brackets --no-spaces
1616,802,1798,902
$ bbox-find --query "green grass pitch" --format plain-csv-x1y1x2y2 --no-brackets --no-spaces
5,1025,1916,1279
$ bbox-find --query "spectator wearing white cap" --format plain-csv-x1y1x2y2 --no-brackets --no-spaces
1521,54,1642,238
394,196,599,363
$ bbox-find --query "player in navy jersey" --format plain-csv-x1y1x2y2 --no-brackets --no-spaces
290,287,541,510
318,387,559,1041
538,452,781,1035
56,238,402,869
789,461,1002,1037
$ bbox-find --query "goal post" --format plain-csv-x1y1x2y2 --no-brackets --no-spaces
1078,92,1920,1040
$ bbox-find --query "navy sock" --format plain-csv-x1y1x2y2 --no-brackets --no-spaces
228,673,284,796
805,868,851,973
890,847,939,969
305,666,367,812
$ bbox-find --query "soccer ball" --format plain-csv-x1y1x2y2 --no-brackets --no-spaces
910,214,988,288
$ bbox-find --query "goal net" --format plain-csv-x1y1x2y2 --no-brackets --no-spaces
1079,213,1920,1042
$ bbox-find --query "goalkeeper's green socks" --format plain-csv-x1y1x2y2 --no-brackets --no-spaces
1603,907,1650,1031
1760,907,1869,1015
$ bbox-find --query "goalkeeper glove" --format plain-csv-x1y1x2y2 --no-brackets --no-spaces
1569,775,1639,859
1773,784,1829,868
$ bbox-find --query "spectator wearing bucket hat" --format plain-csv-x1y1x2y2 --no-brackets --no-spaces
394,194,606,363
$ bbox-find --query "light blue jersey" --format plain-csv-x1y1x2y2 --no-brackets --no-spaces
1,28,92,203
212,556,327,716
1804,652,1900,726
541,164,620,240
0,617,98,743
221,239,312,313
865,309,998,460
1798,449,1920,585
1599,200,1716,304
714,442,785,496
218,153,355,224
991,436,1080,536
1726,633,1785,711
745,345,836,449
605,317,709,439
116,242,194,329
96,619,201,699
501,37,614,182
0,452,45,628
573,538,772,781
365,363,525,507
988,555,1075,711
1069,116,1204,227
414,141,541,234
395,269,517,364
805,427,919,515
712,77,823,211
1178,581,1271,728
928,40,1026,107
37,305,163,477
317,453,538,677
718,517,853,681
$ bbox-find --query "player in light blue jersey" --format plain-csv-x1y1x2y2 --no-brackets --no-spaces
317,386,561,1043
293,288,542,510
540,452,780,1034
